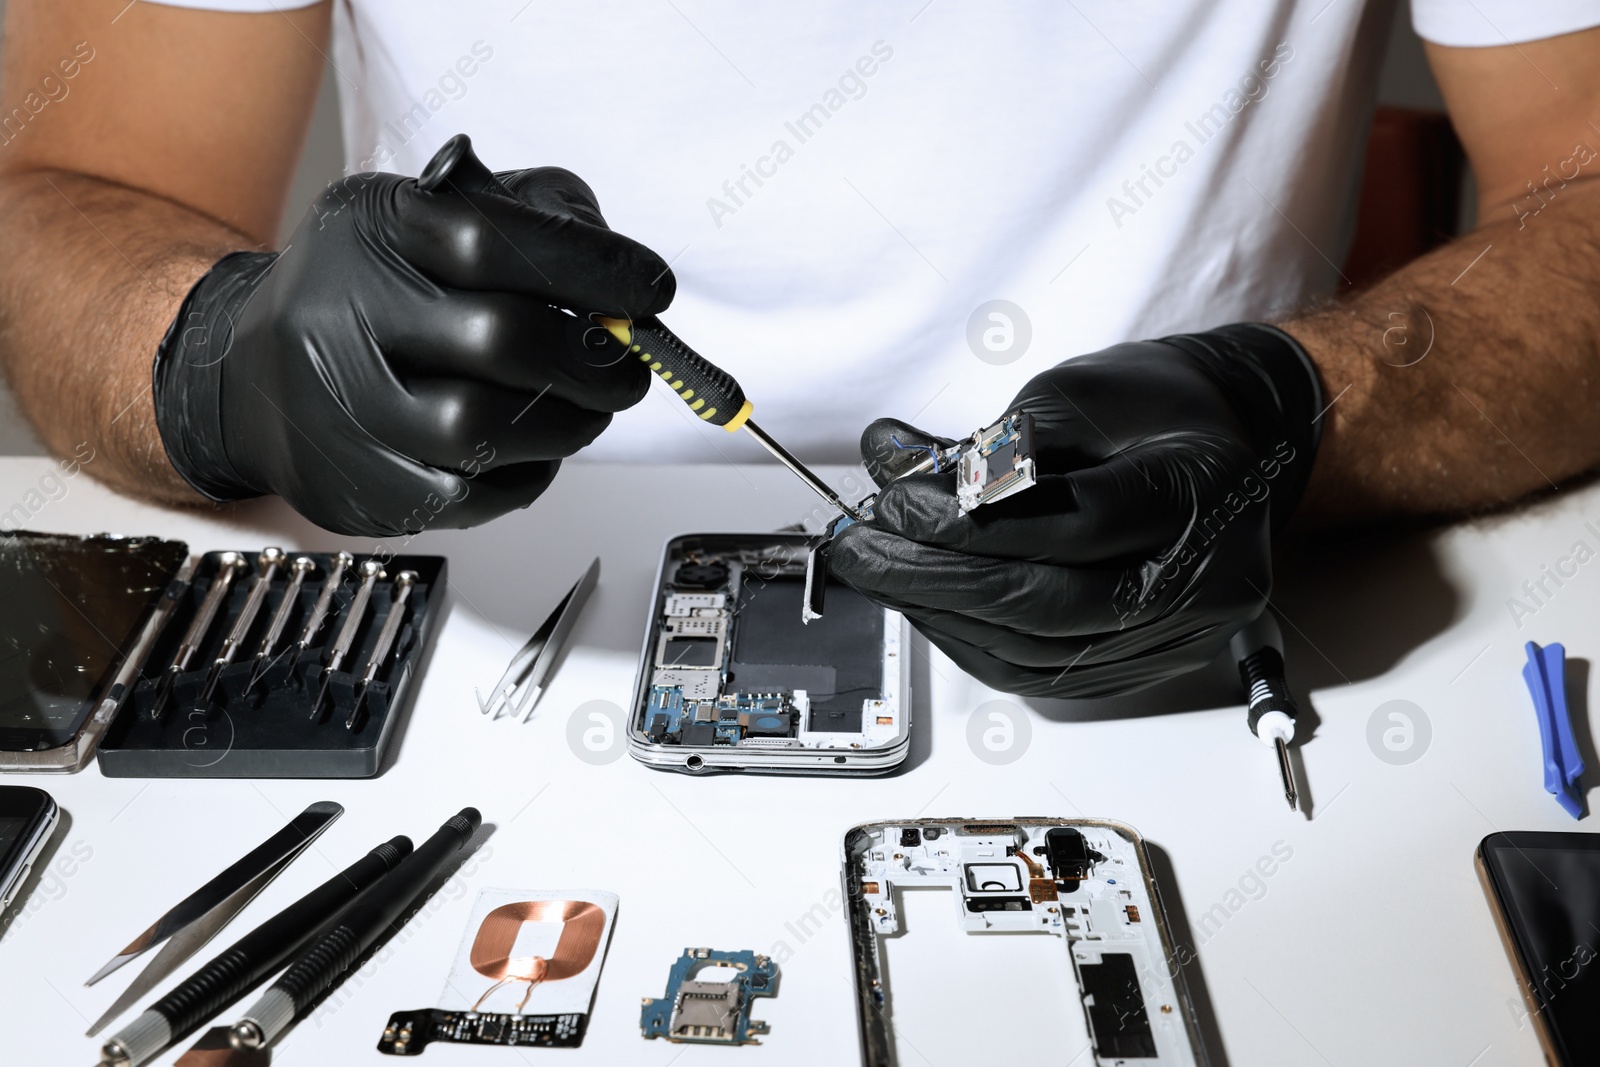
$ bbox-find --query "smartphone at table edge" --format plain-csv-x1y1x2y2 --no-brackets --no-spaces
0,786,60,918
1476,829,1600,1067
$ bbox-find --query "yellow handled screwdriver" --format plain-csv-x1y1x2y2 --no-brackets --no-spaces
417,134,864,522
592,315,865,521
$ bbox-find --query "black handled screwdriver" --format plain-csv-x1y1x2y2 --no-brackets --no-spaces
1231,612,1304,811
99,836,412,1067
228,808,482,1051
416,133,864,522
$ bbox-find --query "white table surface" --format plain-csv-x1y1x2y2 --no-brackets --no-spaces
0,453,1590,1067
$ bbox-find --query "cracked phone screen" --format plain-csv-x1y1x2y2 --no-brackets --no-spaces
0,532,187,750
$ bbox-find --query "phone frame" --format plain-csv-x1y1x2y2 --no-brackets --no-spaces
1475,829,1600,1067
0,786,60,915
842,817,1209,1067
628,532,912,776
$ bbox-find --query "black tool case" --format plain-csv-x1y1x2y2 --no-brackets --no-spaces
97,550,446,779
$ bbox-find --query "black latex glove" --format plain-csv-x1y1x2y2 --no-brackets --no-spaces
829,324,1323,698
152,134,673,537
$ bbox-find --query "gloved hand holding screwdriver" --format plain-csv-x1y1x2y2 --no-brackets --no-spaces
153,135,672,538
828,325,1324,698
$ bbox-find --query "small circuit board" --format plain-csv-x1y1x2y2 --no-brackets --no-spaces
377,1010,586,1054
956,412,1036,512
640,947,779,1045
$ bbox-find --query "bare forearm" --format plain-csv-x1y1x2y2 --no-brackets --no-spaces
1286,177,1600,526
0,170,252,502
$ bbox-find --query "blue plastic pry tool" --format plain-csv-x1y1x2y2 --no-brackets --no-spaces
1522,641,1585,819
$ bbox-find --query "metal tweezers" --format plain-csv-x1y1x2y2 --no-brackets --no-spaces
83,800,342,1037
478,557,600,723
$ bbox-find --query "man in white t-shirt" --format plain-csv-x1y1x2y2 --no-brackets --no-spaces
1,1,1597,695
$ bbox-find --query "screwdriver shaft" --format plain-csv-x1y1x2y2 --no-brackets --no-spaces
1275,737,1299,811
295,552,353,656
741,419,864,522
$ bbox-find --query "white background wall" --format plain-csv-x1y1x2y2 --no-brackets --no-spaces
0,1,1447,458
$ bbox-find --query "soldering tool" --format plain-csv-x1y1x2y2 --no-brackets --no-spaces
1231,612,1304,812
417,135,862,522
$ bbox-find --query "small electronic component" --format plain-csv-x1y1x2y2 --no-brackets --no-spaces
804,413,1037,622
377,889,617,1055
844,819,1205,1066
956,412,1037,512
640,948,779,1045
378,1011,586,1053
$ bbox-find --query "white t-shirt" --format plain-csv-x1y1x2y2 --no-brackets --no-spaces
159,1,1600,464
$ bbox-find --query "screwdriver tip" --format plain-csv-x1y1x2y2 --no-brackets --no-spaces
1274,736,1301,813
345,686,367,730
242,656,267,697
196,662,225,709
310,673,332,721
150,671,177,721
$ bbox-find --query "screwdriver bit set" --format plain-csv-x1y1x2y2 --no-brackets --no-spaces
96,547,446,779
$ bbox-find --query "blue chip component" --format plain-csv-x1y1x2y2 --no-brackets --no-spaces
647,687,797,746
640,948,779,1045
647,685,687,739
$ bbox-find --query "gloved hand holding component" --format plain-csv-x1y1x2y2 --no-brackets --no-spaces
829,324,1323,698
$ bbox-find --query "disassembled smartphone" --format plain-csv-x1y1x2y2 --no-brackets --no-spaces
804,413,1035,621
843,818,1207,1066
630,533,910,775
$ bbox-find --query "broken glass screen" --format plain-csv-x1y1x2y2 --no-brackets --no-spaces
0,532,187,750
